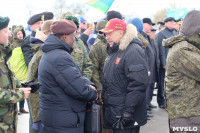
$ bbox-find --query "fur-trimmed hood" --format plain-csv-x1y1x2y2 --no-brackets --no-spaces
119,24,138,51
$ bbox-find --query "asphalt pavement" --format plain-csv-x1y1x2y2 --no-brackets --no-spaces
17,92,169,133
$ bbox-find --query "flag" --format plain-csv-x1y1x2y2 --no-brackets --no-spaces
167,8,194,20
87,0,114,14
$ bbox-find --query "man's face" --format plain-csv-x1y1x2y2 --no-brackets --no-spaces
165,20,176,30
30,21,43,32
174,23,181,31
148,31,156,40
143,23,152,33
80,21,87,30
0,27,9,44
16,30,23,40
63,32,76,48
106,30,124,47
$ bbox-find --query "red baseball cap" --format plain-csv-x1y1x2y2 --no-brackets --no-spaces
100,18,127,33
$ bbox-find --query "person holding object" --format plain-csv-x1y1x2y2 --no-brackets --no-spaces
101,18,148,133
0,16,31,133
38,20,97,133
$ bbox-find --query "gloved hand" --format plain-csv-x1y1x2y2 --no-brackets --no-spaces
121,112,134,127
112,116,124,129
21,78,41,93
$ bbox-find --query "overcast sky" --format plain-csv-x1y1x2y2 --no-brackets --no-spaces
0,0,199,27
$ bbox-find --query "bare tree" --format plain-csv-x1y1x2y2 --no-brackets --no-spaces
52,0,89,20
153,8,168,23
26,0,34,18
153,3,181,23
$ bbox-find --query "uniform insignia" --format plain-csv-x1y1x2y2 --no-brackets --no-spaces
115,58,120,64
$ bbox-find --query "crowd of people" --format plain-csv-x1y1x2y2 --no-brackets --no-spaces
0,8,200,133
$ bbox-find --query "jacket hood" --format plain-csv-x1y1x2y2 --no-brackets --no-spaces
119,24,138,51
128,18,143,34
163,34,200,49
180,10,200,37
13,27,26,39
41,34,73,54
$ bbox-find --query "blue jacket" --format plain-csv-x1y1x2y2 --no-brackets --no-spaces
38,34,97,133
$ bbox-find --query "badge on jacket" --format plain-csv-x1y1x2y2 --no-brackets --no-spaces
115,58,120,64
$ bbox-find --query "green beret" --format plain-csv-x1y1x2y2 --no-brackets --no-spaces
0,16,10,30
60,12,79,29
96,20,108,31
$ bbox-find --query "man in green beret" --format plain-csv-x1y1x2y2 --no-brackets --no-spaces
0,16,31,133
61,12,93,80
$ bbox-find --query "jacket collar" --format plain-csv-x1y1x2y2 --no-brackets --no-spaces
42,34,73,54
119,24,138,51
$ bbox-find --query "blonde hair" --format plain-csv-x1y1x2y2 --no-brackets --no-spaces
41,20,54,32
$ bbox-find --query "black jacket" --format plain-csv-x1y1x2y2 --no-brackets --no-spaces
156,27,177,67
80,33,90,53
102,24,148,129
38,34,97,133
150,39,160,82
21,31,36,66
141,31,155,84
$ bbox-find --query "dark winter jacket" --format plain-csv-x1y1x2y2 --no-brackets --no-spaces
141,31,155,84
156,27,177,67
38,34,97,133
80,33,90,53
102,24,148,129
21,31,36,66
150,39,160,82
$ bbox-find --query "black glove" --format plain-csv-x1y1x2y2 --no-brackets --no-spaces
112,116,124,129
121,112,134,127
21,78,41,93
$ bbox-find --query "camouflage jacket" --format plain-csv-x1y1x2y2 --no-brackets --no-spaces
27,43,43,123
10,27,23,50
0,44,24,133
89,34,107,92
71,37,93,80
163,34,200,119
9,39,22,50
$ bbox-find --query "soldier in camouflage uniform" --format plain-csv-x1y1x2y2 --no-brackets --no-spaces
0,16,31,133
61,12,93,80
28,20,54,133
89,20,115,133
89,20,108,94
163,10,200,132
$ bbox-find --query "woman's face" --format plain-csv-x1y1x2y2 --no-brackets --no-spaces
16,30,23,40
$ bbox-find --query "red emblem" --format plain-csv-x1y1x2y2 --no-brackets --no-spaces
115,58,120,64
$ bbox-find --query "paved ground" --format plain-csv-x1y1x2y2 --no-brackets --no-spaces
17,92,169,133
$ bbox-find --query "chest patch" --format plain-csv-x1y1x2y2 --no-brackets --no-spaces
115,58,121,64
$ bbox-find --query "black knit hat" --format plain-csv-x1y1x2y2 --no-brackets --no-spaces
0,16,10,30
106,10,123,21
